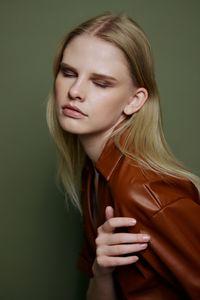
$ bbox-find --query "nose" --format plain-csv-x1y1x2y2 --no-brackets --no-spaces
68,79,85,101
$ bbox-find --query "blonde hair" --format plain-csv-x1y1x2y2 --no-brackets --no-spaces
47,13,200,212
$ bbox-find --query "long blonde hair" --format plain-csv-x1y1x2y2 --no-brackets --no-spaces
47,13,200,212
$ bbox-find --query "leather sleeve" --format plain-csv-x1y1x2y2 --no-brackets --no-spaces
78,236,94,277
141,195,200,298
115,178,200,299
78,164,95,278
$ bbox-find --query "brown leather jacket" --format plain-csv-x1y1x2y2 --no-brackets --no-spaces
78,139,200,299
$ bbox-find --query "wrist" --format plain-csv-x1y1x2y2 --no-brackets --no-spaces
92,259,114,277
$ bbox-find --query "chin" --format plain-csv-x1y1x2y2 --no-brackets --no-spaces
59,123,83,135
58,118,77,133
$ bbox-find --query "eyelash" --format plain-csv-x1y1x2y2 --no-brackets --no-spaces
61,69,76,77
94,82,111,88
60,68,112,88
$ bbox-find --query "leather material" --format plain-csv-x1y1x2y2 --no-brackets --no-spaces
78,139,200,299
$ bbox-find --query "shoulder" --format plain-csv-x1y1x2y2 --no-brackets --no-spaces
109,154,199,221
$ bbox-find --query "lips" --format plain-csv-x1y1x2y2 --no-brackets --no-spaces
62,104,87,118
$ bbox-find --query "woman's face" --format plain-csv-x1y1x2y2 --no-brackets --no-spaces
55,34,138,139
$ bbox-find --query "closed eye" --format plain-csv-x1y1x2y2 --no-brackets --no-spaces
60,66,77,78
93,80,113,88
61,69,76,77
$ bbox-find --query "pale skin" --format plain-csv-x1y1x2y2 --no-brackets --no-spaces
87,206,150,300
55,34,150,299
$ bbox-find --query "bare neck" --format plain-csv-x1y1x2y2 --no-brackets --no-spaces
79,131,112,163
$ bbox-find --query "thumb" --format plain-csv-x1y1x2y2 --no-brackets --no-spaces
105,206,114,221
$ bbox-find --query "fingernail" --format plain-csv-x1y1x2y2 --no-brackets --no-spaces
142,235,150,242
140,243,148,249
130,219,136,225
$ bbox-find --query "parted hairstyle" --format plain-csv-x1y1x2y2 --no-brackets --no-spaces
47,12,200,212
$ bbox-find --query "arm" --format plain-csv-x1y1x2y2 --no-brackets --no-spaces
144,196,200,297
117,178,200,299
87,262,117,300
87,206,150,300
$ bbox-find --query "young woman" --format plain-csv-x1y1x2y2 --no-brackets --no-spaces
47,13,200,300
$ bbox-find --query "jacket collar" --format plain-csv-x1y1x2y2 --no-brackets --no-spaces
95,138,123,181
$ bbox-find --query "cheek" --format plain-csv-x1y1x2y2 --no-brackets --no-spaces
105,93,126,111
55,78,64,100
94,96,125,118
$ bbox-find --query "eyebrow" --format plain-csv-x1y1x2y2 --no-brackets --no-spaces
60,62,118,82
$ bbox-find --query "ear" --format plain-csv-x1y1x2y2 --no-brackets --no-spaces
123,87,148,116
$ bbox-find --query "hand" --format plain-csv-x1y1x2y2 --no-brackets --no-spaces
93,206,150,276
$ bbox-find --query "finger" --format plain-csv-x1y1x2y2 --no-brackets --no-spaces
97,243,148,256
101,217,136,233
108,233,150,245
105,206,114,221
96,232,150,247
97,255,139,268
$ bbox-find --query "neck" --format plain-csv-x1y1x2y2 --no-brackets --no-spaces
79,130,113,163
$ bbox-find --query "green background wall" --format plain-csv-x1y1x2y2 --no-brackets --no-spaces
0,1,199,299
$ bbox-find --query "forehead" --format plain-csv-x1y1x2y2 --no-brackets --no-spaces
62,34,131,77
